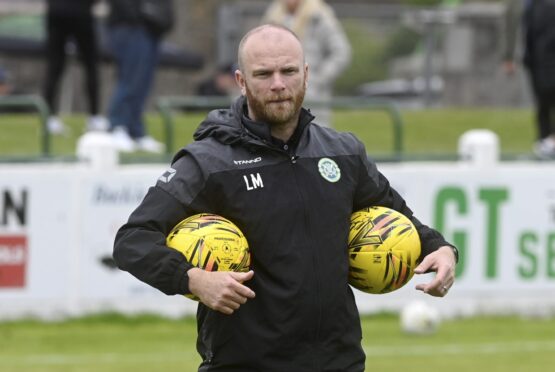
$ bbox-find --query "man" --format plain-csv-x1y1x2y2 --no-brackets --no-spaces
113,25,457,371
106,0,172,153
503,0,555,159
43,0,108,134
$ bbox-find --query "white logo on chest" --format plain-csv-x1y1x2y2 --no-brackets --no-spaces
234,157,262,165
243,173,264,191
318,158,341,183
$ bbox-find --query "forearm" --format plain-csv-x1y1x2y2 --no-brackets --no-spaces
113,186,193,295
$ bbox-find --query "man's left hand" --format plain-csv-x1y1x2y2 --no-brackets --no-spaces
414,246,456,297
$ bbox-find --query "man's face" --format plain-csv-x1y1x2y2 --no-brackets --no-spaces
236,28,308,127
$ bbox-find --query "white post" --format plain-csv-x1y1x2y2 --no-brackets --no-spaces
76,132,119,170
458,129,499,167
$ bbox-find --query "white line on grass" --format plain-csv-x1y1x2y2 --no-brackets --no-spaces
2,340,555,366
0,352,189,366
364,340,555,357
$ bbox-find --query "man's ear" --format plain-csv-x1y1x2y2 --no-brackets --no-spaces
304,63,309,90
235,70,247,96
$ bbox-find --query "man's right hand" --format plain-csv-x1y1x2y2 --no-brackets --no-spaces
187,268,256,315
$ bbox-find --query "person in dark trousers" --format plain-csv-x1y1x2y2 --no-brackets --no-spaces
503,0,555,159
106,0,173,153
42,0,107,134
113,25,458,371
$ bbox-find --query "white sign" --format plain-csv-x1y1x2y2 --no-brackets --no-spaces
0,162,554,319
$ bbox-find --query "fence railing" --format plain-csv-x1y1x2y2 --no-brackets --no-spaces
0,94,51,156
156,96,404,159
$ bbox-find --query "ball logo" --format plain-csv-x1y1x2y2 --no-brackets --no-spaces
318,158,341,183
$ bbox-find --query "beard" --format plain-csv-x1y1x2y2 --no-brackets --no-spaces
245,83,305,126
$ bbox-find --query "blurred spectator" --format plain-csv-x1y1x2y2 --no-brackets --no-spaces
0,67,13,96
196,62,240,98
106,0,174,153
503,0,555,159
0,67,35,113
262,0,351,128
0,66,27,96
43,0,108,135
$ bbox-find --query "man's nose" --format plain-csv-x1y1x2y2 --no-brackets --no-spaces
270,73,286,90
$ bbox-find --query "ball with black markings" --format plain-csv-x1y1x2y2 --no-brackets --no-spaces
166,213,250,300
348,206,421,294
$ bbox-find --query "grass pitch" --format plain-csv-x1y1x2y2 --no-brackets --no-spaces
0,108,535,161
0,313,554,372
0,108,546,370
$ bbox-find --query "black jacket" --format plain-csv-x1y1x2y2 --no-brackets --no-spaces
113,96,452,371
107,0,174,36
47,0,95,17
523,0,555,92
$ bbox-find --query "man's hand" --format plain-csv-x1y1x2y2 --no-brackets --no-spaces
188,268,256,315
414,246,456,297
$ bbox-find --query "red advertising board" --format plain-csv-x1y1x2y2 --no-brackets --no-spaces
0,236,27,288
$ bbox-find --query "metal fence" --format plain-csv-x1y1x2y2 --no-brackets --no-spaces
156,95,405,159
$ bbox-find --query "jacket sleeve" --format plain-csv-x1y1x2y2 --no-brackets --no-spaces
113,153,208,296
351,138,454,259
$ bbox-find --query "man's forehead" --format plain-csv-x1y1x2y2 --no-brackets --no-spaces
243,27,302,54
249,27,296,42
248,57,300,72
242,29,303,64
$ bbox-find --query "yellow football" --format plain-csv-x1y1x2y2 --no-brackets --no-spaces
348,206,421,294
166,213,250,300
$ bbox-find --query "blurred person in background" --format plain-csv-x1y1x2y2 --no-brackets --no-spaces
262,0,351,128
0,66,26,97
0,66,13,96
0,66,35,113
43,0,108,135
503,0,555,159
196,62,241,98
106,0,174,153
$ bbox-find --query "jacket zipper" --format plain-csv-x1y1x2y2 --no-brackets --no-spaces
248,137,323,370
288,152,322,371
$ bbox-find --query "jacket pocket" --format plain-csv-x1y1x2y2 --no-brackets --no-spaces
197,309,233,367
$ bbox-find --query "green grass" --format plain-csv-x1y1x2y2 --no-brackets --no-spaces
0,313,199,372
0,313,553,371
0,108,536,162
333,108,535,158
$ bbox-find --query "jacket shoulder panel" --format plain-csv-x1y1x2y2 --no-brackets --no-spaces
297,125,363,158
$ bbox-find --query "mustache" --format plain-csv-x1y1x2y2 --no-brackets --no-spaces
266,96,293,102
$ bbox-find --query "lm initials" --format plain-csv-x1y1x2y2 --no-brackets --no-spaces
243,173,264,191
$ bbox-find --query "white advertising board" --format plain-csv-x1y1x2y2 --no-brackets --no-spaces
0,161,554,319
354,163,555,317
